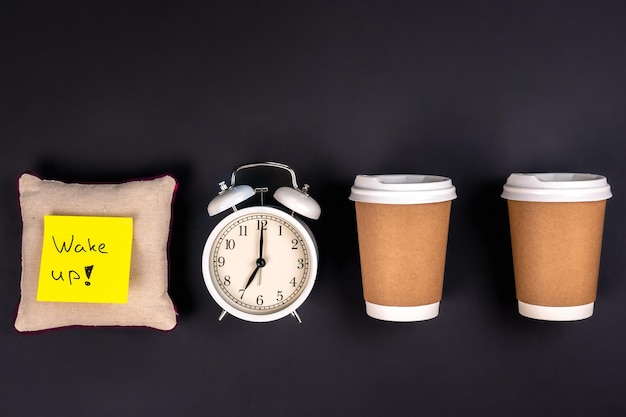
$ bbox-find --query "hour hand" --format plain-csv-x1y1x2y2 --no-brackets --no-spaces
244,265,260,290
244,258,266,290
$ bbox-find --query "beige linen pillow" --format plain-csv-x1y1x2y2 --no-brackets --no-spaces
15,173,177,331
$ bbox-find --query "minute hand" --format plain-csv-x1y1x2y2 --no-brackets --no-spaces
244,227,266,291
257,226,265,286
259,225,264,258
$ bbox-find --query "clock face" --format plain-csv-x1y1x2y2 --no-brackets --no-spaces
202,206,317,322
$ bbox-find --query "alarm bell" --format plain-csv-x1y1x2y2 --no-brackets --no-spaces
208,162,321,219
274,186,321,220
207,184,255,216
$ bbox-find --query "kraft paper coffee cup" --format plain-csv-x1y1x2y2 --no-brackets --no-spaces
501,173,612,321
349,174,457,321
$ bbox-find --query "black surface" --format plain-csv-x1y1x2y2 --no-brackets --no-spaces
2,2,626,416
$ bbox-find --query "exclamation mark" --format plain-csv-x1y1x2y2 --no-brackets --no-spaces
84,265,94,286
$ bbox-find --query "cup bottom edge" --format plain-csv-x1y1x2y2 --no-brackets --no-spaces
365,301,440,322
518,301,594,321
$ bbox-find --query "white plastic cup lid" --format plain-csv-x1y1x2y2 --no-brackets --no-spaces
349,174,457,204
501,173,612,202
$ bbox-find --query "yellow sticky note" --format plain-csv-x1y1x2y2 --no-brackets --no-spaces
37,215,133,304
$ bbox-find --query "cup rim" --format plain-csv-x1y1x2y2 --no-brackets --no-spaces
501,173,612,202
349,174,457,204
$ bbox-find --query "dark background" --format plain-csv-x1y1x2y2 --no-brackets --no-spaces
2,1,625,416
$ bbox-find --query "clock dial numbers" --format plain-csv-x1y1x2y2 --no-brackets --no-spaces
210,213,310,315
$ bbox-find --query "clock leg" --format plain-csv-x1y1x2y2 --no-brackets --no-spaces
291,310,302,324
218,310,228,321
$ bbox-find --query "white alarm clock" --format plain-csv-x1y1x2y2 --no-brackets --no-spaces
202,162,321,323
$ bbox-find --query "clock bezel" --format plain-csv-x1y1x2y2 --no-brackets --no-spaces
202,205,318,322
